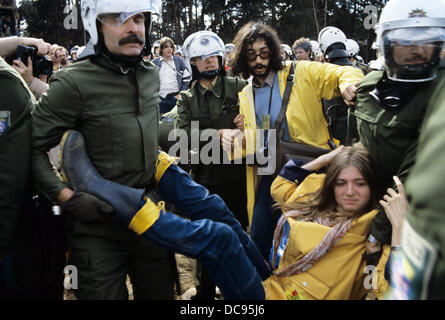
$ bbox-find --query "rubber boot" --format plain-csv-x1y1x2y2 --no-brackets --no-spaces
59,130,145,226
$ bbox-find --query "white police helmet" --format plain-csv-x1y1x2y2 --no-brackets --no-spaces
151,39,160,56
309,40,321,56
80,0,162,59
345,39,360,57
280,44,292,57
182,30,225,78
175,45,183,56
318,26,347,53
225,43,235,54
377,0,445,82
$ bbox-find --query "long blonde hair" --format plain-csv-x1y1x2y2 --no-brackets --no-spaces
284,143,377,225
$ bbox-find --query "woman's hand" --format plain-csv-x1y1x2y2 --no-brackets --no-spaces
302,145,345,172
379,176,409,246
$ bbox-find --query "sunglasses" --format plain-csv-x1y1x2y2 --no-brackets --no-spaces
246,49,271,61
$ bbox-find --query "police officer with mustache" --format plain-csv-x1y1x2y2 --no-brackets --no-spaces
31,1,177,300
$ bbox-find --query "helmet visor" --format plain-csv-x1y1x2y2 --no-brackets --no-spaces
385,27,445,44
383,27,445,82
97,11,149,27
96,0,161,26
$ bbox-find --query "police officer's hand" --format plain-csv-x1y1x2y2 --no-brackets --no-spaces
12,57,33,85
61,192,114,222
379,176,409,246
341,83,359,106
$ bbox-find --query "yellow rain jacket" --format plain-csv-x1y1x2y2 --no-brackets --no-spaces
263,174,390,300
237,61,364,223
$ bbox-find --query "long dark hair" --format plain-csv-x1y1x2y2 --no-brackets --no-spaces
231,21,284,80
284,143,378,223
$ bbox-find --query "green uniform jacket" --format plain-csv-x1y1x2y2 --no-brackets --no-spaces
354,70,445,195
403,72,445,299
175,76,247,186
32,55,160,201
0,57,35,258
354,69,445,243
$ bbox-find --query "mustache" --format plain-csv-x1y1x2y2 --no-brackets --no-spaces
119,34,145,46
252,64,267,69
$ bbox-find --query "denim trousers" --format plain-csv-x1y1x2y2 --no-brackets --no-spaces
140,164,270,300
250,175,282,260
159,95,178,114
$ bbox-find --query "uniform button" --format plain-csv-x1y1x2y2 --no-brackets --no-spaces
303,281,308,287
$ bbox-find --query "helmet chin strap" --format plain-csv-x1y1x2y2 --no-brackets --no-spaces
191,56,223,81
200,69,220,79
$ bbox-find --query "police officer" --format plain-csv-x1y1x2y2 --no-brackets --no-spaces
0,36,63,299
31,1,177,300
392,63,445,300
318,26,361,146
174,31,249,299
352,0,445,247
0,46,36,299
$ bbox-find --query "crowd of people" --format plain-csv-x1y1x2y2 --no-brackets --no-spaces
1,0,445,301
0,0,19,38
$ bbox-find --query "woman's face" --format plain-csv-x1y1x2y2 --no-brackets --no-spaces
334,165,371,215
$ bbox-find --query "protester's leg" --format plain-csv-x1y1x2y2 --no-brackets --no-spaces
250,176,281,261
60,130,265,299
155,159,272,280
137,207,264,300
191,182,247,300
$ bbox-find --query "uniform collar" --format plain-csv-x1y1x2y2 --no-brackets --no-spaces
196,76,222,98
94,53,151,74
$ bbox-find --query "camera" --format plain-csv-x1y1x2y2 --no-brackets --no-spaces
16,45,54,78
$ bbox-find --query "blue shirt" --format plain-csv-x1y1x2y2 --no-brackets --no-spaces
253,73,291,143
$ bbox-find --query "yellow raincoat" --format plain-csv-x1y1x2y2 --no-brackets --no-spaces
237,61,364,223
263,174,390,300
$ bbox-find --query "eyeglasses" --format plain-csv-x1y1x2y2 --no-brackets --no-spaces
246,49,271,61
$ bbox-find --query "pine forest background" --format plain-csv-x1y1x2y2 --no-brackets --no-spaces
18,0,389,62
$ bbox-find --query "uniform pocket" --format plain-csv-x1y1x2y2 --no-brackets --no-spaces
109,112,144,177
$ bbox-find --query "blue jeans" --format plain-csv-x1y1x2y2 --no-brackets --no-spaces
250,175,282,260
159,95,178,114
140,164,269,299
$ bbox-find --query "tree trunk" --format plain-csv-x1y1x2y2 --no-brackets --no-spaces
324,0,328,27
313,0,319,35
189,0,194,33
